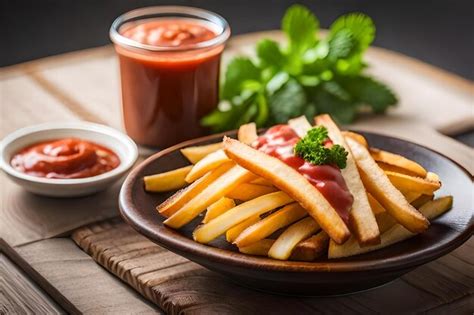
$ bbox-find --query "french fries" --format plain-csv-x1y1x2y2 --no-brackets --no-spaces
185,149,231,183
145,115,452,262
181,142,222,164
202,197,235,224
400,191,422,203
227,183,277,201
234,203,307,247
158,163,233,217
328,196,453,258
316,114,380,246
346,137,430,233
223,137,350,244
144,165,193,192
291,231,329,261
251,177,274,186
342,131,368,148
226,215,261,242
367,193,385,215
268,217,320,260
411,194,434,209
164,165,256,228
370,148,427,177
239,239,275,256
377,162,421,177
193,191,293,244
386,171,441,195
238,122,258,145
288,116,312,137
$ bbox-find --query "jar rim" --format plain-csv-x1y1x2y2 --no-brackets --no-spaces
110,6,231,52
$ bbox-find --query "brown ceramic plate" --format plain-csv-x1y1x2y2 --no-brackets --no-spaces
119,130,473,296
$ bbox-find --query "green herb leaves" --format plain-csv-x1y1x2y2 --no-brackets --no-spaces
202,5,397,132
294,126,348,169
282,4,318,55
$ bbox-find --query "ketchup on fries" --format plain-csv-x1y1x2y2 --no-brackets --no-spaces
143,115,452,261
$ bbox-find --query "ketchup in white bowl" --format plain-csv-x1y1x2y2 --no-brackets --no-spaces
11,138,120,179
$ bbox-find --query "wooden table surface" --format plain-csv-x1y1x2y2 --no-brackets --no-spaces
1,31,473,314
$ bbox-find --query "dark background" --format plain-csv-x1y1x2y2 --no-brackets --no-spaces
1,0,473,80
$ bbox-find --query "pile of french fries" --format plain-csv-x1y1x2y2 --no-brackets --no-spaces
144,115,453,261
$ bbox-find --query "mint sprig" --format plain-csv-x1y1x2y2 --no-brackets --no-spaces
294,127,348,169
201,5,398,132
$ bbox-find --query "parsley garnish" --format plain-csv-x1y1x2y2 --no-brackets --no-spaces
201,5,397,132
294,127,348,169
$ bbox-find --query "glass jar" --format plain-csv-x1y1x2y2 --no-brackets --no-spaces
110,6,230,147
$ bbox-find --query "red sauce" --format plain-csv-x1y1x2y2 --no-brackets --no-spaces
121,20,217,47
115,19,225,147
254,125,353,224
11,138,120,179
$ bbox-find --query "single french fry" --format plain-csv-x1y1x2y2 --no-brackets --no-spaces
202,197,235,224
227,183,277,201
164,165,256,228
238,122,258,145
367,193,385,215
315,114,380,246
328,196,453,258
251,177,274,187
288,115,313,137
290,231,329,261
418,196,453,218
223,137,350,244
346,137,430,233
341,131,368,148
425,171,440,182
374,191,434,215
238,239,275,256
268,217,320,260
370,148,427,178
185,149,231,183
181,142,222,164
234,203,307,247
144,165,193,192
226,215,261,243
158,163,233,217
401,191,423,203
411,194,434,209
386,171,441,195
375,212,398,234
377,162,422,177
193,191,293,244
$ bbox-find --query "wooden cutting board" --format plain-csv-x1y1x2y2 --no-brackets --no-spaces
71,219,474,315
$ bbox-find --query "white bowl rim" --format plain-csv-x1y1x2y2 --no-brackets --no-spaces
0,121,138,185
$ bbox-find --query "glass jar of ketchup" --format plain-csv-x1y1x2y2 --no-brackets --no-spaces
110,7,230,147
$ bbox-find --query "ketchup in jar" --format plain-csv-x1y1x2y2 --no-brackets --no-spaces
110,7,230,147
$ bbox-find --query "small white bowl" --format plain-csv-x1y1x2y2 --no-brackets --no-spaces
0,122,138,197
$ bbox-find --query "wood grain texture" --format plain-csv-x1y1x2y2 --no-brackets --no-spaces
15,238,161,314
0,75,78,138
1,238,79,314
72,219,474,315
0,175,121,247
0,253,64,314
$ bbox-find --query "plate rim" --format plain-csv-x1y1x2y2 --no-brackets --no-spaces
119,130,474,273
